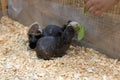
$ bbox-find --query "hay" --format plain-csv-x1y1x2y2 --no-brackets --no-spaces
0,16,120,80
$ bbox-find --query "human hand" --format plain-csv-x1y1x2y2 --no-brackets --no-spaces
85,0,119,16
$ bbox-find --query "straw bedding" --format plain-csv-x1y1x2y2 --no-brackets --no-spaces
0,16,120,80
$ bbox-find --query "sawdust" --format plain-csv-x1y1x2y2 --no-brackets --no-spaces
0,16,120,80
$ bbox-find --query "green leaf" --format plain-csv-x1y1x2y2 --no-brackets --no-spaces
84,7,88,14
77,24,85,40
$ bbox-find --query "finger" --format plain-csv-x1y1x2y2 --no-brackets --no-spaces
88,6,98,14
94,5,108,16
94,10,103,16
85,1,93,9
84,0,89,3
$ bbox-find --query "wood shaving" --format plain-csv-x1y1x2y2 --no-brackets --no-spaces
0,16,120,80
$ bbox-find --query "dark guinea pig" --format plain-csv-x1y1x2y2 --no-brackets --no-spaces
35,21,80,60
35,25,63,60
54,21,78,57
27,22,43,49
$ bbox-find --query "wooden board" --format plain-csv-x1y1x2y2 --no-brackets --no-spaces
1,0,8,16
8,0,120,60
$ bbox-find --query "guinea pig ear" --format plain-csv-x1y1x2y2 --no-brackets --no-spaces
29,22,42,32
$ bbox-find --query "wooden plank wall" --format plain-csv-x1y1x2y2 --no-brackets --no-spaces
0,0,2,18
8,0,120,60
0,0,8,16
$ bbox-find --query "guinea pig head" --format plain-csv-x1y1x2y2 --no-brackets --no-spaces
28,22,42,36
28,22,43,49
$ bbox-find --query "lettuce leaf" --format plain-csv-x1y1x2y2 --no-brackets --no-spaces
77,24,85,40
84,7,88,14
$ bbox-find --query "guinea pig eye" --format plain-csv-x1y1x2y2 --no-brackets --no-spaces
29,34,32,37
